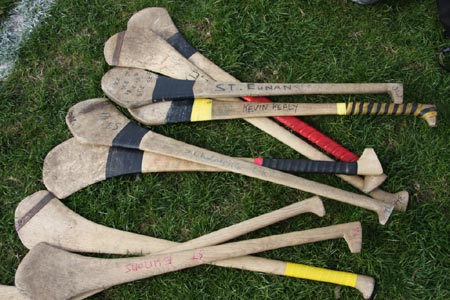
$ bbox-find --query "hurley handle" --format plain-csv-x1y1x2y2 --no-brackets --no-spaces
254,158,358,175
252,148,383,176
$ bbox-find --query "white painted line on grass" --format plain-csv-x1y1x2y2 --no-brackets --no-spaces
0,0,56,81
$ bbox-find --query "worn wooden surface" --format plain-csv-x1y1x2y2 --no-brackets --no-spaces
43,138,221,199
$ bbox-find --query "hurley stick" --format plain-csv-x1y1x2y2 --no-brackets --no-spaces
103,28,409,209
117,93,436,126
43,139,382,199
15,190,325,254
14,191,373,298
16,222,362,300
66,99,393,224
102,67,409,109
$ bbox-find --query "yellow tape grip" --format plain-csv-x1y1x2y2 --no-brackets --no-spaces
190,98,213,121
336,103,347,115
284,262,358,287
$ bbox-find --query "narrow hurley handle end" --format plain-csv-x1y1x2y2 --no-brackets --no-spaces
417,103,436,126
392,191,409,212
343,222,363,253
344,102,437,127
356,148,383,176
355,275,376,299
377,204,394,225
386,83,404,104
302,196,326,217
424,114,437,127
362,174,388,193
368,189,409,212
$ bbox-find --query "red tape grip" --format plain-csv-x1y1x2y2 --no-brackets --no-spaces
242,96,359,162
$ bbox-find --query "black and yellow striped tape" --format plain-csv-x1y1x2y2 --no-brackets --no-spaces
337,102,437,122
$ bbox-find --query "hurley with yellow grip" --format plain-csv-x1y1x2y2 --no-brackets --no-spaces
128,98,436,127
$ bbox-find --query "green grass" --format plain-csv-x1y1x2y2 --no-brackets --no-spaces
1,0,449,299
0,1,18,19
